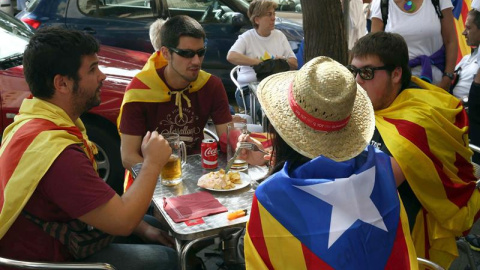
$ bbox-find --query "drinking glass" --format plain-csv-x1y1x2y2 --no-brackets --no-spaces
161,133,187,186
227,122,248,171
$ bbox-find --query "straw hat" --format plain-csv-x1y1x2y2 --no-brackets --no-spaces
257,56,375,161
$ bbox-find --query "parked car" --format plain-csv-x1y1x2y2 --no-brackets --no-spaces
0,10,151,194
16,0,304,96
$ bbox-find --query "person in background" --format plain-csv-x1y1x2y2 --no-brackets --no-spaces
0,27,177,270
370,0,458,91
240,56,417,269
119,15,232,190
452,9,480,101
350,31,478,269
226,0,297,116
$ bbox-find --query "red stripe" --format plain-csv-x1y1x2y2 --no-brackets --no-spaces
0,120,59,210
247,196,274,269
384,219,412,269
454,104,469,130
455,152,477,183
126,77,150,91
300,243,334,269
385,118,475,208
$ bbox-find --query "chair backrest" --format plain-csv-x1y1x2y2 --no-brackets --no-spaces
229,66,242,90
471,144,480,179
0,256,116,269
417,257,445,270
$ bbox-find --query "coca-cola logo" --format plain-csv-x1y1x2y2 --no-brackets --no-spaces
204,147,217,157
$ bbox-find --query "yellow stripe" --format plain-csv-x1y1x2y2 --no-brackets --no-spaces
398,196,419,269
257,201,308,270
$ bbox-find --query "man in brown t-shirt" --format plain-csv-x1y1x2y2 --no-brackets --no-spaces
119,15,232,173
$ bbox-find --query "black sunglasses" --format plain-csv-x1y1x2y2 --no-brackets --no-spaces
346,65,395,80
168,47,206,58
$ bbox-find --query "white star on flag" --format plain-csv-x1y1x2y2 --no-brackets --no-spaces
294,166,387,248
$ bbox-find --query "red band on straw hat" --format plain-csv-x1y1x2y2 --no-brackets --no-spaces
288,82,350,132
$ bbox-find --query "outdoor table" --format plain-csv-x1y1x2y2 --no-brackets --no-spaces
133,153,268,270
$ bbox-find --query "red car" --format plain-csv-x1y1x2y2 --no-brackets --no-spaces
0,11,150,194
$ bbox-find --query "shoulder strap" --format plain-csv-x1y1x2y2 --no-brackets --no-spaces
381,0,389,29
431,0,443,19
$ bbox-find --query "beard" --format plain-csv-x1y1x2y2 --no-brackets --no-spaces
72,80,102,114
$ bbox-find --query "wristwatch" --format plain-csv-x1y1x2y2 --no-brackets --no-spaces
443,72,454,80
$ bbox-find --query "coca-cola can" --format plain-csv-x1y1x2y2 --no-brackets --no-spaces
201,139,218,169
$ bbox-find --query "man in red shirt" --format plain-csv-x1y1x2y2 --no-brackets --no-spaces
119,15,232,189
0,27,177,269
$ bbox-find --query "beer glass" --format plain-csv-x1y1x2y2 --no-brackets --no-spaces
227,122,248,171
161,133,187,186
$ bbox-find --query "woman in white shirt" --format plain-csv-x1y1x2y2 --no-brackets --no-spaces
227,0,297,115
370,0,457,91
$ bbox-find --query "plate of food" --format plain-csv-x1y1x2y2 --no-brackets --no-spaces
198,169,251,191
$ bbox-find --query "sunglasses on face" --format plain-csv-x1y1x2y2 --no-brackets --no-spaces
168,47,206,58
346,65,395,80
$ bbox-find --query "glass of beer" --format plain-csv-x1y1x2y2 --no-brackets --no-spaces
161,133,186,186
227,122,248,171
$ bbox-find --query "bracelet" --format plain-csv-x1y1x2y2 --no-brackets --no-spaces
443,72,454,80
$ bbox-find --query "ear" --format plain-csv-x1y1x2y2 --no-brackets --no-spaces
161,46,170,60
391,67,403,84
53,74,72,95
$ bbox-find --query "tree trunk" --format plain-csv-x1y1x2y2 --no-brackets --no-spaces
299,0,348,65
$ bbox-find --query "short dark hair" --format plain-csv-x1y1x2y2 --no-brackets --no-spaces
160,15,206,49
469,9,480,29
23,27,99,98
352,32,411,90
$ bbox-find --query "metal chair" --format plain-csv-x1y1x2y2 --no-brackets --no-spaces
0,255,116,269
471,143,480,180
230,66,248,115
417,257,444,270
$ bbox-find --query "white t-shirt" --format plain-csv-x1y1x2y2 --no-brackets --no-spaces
229,29,296,87
453,49,479,99
370,0,453,84
348,0,367,50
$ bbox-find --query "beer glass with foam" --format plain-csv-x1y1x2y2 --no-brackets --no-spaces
161,133,186,186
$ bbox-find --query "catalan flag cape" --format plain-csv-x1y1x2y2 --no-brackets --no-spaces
375,76,480,268
453,0,472,63
0,98,97,239
117,51,211,191
245,146,418,269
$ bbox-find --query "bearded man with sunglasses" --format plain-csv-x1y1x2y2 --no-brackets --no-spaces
119,15,232,191
350,31,479,269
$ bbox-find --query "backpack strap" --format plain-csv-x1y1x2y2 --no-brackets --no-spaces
381,0,389,29
431,0,444,19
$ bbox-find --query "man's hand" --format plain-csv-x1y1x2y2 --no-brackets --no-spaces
437,77,452,92
141,131,172,170
134,220,175,248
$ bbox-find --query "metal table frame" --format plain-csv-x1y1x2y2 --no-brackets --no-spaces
136,154,267,269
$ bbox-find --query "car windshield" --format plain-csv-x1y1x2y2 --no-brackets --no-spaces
0,13,32,68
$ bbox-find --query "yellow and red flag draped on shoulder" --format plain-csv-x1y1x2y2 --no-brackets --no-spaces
117,51,211,191
245,147,418,269
375,76,480,269
453,0,472,63
0,98,97,239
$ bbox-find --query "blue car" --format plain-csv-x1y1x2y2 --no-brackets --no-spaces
17,0,303,94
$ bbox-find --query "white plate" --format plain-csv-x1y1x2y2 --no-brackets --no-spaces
199,172,251,192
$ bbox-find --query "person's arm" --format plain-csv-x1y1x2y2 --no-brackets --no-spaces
227,51,262,66
370,17,384,32
121,134,143,170
287,57,298,70
438,7,458,91
390,157,405,187
215,122,229,139
78,131,171,236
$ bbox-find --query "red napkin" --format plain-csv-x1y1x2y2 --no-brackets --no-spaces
163,191,227,223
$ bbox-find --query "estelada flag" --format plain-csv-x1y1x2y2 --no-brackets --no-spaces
453,0,472,63
245,146,418,269
375,76,480,268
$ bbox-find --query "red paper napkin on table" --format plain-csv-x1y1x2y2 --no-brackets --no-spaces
163,191,227,223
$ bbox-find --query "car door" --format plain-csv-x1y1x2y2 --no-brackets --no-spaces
65,0,158,52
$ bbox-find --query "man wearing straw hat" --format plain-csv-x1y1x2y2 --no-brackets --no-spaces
350,31,479,269
241,56,417,268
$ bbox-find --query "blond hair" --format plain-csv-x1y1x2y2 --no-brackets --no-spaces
248,0,278,29
149,19,165,51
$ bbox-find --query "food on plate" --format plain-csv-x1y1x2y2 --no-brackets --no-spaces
198,169,241,190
